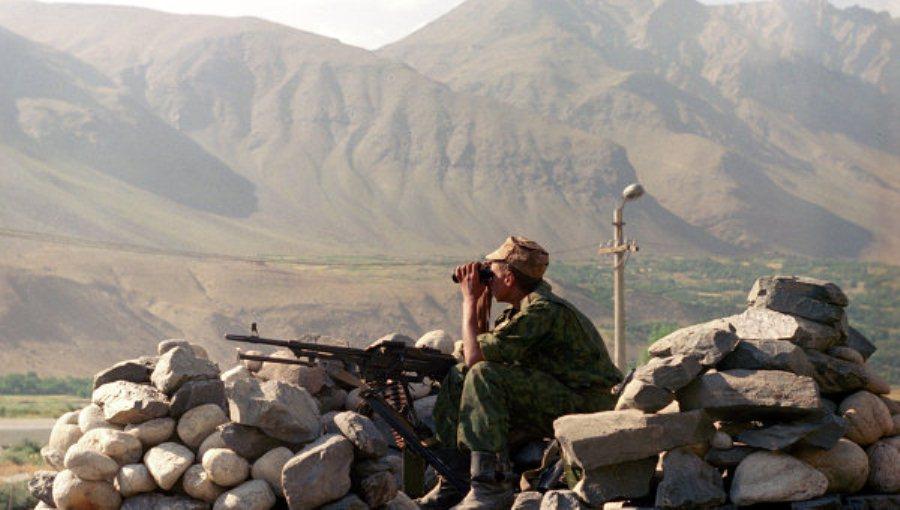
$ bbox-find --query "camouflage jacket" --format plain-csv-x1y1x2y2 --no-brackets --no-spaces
477,281,623,390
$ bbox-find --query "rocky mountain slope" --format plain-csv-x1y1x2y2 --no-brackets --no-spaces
382,0,900,260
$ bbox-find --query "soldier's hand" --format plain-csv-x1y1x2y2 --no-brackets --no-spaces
455,261,486,304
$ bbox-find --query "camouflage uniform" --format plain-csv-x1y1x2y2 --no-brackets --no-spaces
433,281,622,453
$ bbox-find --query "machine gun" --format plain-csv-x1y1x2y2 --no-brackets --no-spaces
224,324,466,494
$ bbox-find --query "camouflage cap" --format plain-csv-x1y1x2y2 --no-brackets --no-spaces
485,236,549,279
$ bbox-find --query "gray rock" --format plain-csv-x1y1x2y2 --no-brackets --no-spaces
846,327,877,360
345,388,365,412
334,411,389,458
199,429,228,458
152,346,219,395
540,490,586,510
144,442,195,490
178,403,229,449
747,276,847,325
730,451,827,506
554,409,714,469
78,403,120,433
655,448,726,509
648,320,739,366
718,338,815,376
866,440,900,492
795,439,869,494
615,379,674,413
512,491,543,510
115,463,157,498
843,495,900,510
704,445,756,468
572,456,656,506
256,348,328,395
93,359,153,389
358,471,398,508
282,434,354,509
122,494,210,510
124,417,175,448
27,470,55,506
64,443,119,481
77,427,144,465
52,469,121,510
251,446,293,497
227,377,321,443
182,464,225,503
317,386,349,413
92,380,170,425
170,379,228,419
219,423,288,461
202,448,249,488
634,355,702,392
729,307,842,351
677,369,821,420
414,395,437,435
827,346,865,365
710,431,732,450
736,413,847,450
839,390,894,446
804,349,868,394
747,275,848,308
322,494,370,510
353,454,402,479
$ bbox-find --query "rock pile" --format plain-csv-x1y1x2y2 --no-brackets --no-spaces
30,332,451,509
534,276,899,509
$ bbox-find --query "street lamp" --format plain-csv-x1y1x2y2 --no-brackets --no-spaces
600,183,645,371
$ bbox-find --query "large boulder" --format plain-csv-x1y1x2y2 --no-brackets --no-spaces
717,338,815,376
202,448,250,487
93,359,153,389
554,409,714,469
77,428,144,465
846,327,877,360
333,411,388,458
677,369,821,420
839,391,894,445
648,320,739,366
151,346,219,395
219,423,288,461
728,307,842,351
251,446,293,497
282,434,354,509
730,451,828,506
124,417,175,448
735,413,847,450
614,379,674,413
634,355,702,392
28,470,56,507
64,443,120,481
747,276,847,325
213,479,276,510
169,379,228,419
804,349,868,394
143,442,195,490
866,440,900,492
92,381,170,425
256,349,328,395
52,469,121,510
178,403,229,449
115,464,157,497
795,439,869,494
572,456,656,506
358,471,398,508
199,429,228,458
227,377,320,443
78,404,119,434
655,448,726,509
182,464,225,502
416,330,456,355
48,412,83,466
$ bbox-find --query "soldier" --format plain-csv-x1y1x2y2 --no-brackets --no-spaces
418,236,623,510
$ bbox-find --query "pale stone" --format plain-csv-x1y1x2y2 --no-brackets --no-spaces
158,339,192,355
512,491,543,510
839,390,894,446
213,479,276,510
554,409,714,469
334,411,388,458
540,489,586,510
77,428,144,465
795,439,869,494
92,381,170,425
125,417,175,447
251,446,293,496
182,464,225,502
866,440,900,492
115,463,158,497
64,443,119,481
151,346,219,395
93,359,153,389
416,330,456,355
79,403,119,433
242,350,264,372
41,446,64,470
48,414,83,463
573,456,656,506
143,442,195,490
227,377,320,443
282,434,354,509
202,448,249,487
615,379,673,413
256,348,328,394
199,429,227,458
730,307,841,351
634,355,702,391
730,451,828,506
677,369,821,420
648,319,739,366
178,403,229,448
52,469,121,510
221,365,251,386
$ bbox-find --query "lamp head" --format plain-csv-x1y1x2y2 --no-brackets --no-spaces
622,183,645,202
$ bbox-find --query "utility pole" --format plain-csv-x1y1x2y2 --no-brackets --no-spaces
598,183,644,371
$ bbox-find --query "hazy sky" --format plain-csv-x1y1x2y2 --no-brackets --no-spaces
42,0,890,49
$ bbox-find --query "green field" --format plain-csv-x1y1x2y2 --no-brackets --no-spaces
0,395,89,419
549,256,899,383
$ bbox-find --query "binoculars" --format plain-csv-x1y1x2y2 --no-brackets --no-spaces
451,266,495,285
